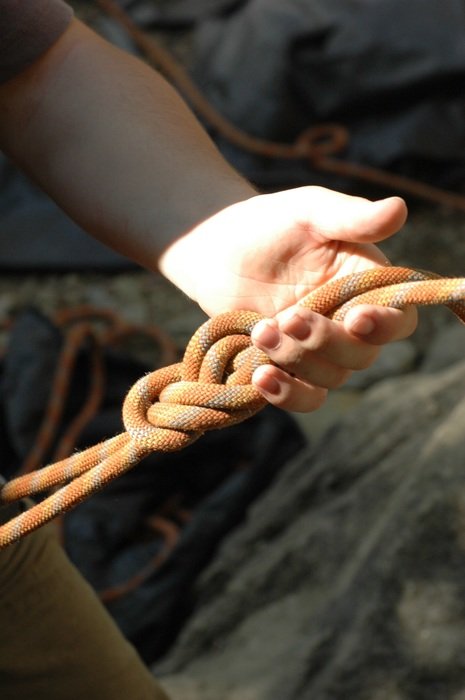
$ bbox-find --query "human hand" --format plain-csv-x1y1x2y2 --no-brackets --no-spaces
159,186,417,412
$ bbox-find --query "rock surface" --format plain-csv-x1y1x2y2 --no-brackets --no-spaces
157,339,465,699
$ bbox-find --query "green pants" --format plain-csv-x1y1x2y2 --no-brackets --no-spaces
0,500,170,700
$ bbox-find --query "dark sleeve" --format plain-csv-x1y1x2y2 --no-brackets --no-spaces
0,0,74,84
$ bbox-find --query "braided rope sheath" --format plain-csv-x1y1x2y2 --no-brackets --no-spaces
1,266,465,548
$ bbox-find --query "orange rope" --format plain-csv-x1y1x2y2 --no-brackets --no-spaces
17,306,178,476
96,0,465,213
1,266,465,548
99,501,192,603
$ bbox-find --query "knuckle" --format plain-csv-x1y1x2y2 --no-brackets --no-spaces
307,387,328,412
307,321,333,352
272,384,328,414
272,346,305,373
327,368,352,389
350,347,379,371
296,362,351,390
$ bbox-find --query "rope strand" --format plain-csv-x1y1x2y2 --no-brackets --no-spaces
1,267,465,548
96,0,465,213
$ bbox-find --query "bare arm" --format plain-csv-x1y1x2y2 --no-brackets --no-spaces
0,18,254,268
0,16,416,412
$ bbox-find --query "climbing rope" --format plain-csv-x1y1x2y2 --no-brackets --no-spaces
16,305,178,477
96,0,465,214
1,266,465,548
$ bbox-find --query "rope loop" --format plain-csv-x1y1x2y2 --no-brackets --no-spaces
123,312,269,443
3,266,465,549
295,124,350,160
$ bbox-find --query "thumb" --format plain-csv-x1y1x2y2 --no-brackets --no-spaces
288,187,408,245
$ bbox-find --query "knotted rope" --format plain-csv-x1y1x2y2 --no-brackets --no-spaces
17,305,178,477
1,266,465,548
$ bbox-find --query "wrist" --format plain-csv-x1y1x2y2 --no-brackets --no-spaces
158,190,257,304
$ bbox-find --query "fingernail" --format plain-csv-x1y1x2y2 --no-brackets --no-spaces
348,315,375,335
255,372,281,396
252,319,281,350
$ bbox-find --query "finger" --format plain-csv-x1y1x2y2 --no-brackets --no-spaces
252,311,380,382
288,187,408,245
252,365,328,413
343,305,418,344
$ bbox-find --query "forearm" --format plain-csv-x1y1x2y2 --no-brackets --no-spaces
0,18,255,269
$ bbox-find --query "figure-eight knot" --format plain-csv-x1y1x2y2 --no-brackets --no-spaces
1,265,465,548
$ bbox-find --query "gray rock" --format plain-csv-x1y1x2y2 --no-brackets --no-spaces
420,321,465,373
157,360,465,700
